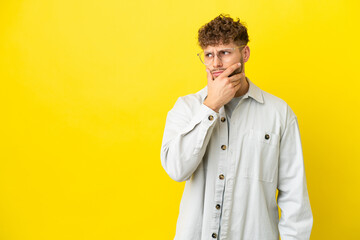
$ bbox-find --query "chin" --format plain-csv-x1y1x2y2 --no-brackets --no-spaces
228,66,243,77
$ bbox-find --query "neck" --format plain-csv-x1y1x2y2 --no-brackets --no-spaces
234,75,249,97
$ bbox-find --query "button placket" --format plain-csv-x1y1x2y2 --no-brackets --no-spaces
219,122,236,238
211,107,229,238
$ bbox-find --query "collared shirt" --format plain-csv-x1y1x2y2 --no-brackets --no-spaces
160,77,313,240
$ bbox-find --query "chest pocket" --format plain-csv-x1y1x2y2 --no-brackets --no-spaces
240,129,280,182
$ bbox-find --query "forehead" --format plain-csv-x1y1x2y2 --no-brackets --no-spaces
203,42,238,52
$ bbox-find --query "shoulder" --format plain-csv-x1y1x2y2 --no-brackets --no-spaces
260,88,298,126
172,86,207,112
181,86,207,104
262,89,288,110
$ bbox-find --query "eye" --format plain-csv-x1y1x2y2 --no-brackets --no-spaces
205,52,213,58
220,50,231,55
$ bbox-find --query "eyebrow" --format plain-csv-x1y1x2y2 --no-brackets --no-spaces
204,48,233,53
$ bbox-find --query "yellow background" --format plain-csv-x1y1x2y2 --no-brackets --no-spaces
1,0,359,239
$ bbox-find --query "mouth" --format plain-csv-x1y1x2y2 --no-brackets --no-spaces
212,71,224,77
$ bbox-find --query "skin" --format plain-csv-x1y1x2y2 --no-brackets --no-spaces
203,41,251,113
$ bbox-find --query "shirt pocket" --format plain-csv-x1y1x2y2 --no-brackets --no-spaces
240,129,280,182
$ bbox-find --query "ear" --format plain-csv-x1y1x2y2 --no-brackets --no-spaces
243,45,250,63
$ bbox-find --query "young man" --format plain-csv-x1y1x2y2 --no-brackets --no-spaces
160,14,313,240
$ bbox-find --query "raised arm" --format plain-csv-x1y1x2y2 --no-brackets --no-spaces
161,62,244,182
160,97,219,182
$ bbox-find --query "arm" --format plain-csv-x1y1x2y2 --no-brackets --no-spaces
160,97,219,182
277,107,313,240
161,62,243,182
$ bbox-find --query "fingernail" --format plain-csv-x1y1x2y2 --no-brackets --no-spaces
238,63,241,66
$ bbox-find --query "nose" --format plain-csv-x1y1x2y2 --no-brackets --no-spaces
212,54,223,68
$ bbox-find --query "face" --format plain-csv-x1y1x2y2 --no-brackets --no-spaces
203,41,247,79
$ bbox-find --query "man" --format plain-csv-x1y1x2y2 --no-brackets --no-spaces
160,14,313,240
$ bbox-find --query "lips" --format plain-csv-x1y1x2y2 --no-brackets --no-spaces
212,71,224,77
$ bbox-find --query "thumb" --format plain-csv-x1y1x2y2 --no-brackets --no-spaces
206,68,214,84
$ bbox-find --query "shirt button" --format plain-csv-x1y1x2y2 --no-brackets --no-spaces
219,174,225,180
212,233,217,238
221,145,227,150
216,204,221,210
221,117,226,122
265,134,270,140
208,115,214,121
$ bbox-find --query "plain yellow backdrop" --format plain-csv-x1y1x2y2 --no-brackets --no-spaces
1,0,359,239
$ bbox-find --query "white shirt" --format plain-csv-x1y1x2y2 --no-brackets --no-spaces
160,77,313,240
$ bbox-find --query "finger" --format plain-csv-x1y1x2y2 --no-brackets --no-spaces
231,73,245,88
228,73,243,83
232,80,241,88
219,62,241,78
229,72,245,83
206,68,214,84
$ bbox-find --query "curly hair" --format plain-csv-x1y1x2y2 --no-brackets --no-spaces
197,14,250,49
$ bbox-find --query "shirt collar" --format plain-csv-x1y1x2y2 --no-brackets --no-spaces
200,77,264,104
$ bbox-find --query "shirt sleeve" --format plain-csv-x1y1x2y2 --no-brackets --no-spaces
160,96,219,182
277,106,313,240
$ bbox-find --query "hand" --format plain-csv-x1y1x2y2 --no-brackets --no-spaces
203,62,244,113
